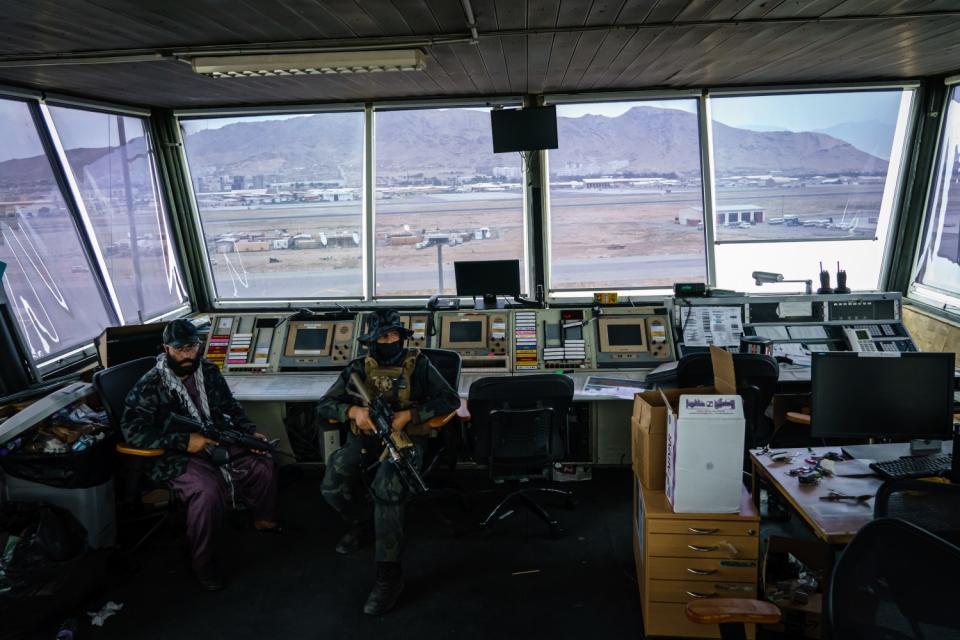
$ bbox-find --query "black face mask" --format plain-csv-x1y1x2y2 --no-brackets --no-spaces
167,353,201,377
369,340,405,366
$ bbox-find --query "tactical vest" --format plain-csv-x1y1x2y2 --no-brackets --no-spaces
351,348,434,437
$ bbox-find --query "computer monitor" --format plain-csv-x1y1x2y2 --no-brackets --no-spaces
439,315,488,350
454,259,521,309
810,352,955,439
596,317,647,353
490,106,559,153
283,321,333,357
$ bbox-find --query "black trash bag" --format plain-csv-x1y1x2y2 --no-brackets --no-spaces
1,502,88,599
0,431,117,489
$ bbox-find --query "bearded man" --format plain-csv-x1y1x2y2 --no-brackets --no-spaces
121,318,281,591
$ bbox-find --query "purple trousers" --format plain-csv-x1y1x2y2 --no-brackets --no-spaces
168,446,277,570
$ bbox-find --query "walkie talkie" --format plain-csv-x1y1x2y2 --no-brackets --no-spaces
817,261,833,294
835,262,851,294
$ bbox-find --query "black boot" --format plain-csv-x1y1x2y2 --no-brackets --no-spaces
363,562,404,616
335,523,373,555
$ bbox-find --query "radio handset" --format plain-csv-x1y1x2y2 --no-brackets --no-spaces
843,327,876,353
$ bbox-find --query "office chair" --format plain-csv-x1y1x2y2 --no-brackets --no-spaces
92,356,167,551
467,374,575,537
675,352,779,448
874,479,960,545
418,348,463,476
827,517,960,639
686,518,960,640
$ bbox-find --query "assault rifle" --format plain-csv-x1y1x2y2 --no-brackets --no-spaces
167,413,293,465
348,372,428,495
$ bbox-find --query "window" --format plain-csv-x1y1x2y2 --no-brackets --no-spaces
0,98,114,361
547,99,706,290
914,86,960,301
180,111,365,299
710,89,915,292
373,107,525,296
48,106,186,321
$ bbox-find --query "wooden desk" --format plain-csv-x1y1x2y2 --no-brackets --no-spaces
749,446,883,544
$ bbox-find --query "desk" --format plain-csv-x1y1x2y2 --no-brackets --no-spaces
226,370,648,403
749,446,883,544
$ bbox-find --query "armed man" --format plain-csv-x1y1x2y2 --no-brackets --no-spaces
121,319,281,591
318,309,460,615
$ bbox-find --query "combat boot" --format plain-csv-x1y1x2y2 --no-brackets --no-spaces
335,523,374,555
363,562,404,615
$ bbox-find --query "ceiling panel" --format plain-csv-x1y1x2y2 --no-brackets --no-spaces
0,1,958,108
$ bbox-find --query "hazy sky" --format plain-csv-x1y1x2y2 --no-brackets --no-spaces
557,90,905,131
2,90,908,162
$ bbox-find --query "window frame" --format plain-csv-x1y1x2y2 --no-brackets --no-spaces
908,80,960,311
542,89,707,296
176,103,367,306
371,98,528,300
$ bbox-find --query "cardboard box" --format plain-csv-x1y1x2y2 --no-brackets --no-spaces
632,345,735,491
664,347,745,513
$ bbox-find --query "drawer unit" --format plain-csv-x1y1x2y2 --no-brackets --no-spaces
634,474,761,639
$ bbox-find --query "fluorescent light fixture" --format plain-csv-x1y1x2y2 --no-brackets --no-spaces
192,50,426,78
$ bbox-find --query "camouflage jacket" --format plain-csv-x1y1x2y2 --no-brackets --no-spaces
316,351,460,437
120,360,255,483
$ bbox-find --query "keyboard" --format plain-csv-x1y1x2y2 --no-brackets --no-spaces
870,454,953,481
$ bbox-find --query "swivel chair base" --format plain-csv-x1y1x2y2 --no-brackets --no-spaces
479,486,574,538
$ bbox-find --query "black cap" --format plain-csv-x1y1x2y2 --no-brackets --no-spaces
163,319,201,348
358,309,413,344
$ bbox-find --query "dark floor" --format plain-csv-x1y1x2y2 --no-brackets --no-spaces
40,467,645,640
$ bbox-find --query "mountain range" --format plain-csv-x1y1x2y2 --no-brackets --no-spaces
0,106,890,189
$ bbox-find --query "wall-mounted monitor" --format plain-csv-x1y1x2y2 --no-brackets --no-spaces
284,321,333,357
490,106,559,153
597,317,648,353
439,315,488,350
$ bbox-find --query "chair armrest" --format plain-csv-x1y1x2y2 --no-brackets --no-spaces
773,393,811,428
785,411,811,426
685,598,781,626
116,443,165,457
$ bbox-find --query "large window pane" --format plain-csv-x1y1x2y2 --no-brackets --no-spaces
711,90,914,292
711,91,904,243
48,106,186,321
181,112,364,299
547,100,706,290
914,86,960,297
374,107,525,296
0,99,113,361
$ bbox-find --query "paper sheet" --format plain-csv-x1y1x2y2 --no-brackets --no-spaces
778,301,813,317
773,342,811,366
787,325,828,339
754,325,789,340
682,306,743,347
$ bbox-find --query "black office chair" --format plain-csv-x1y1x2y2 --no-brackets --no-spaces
467,374,575,537
686,518,960,640
827,517,960,639
675,352,779,449
92,356,168,551
418,348,462,476
874,479,960,545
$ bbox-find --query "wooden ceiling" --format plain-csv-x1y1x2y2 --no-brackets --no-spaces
1,0,959,109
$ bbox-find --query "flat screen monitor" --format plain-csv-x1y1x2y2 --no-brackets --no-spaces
597,317,647,353
284,322,333,356
454,260,521,300
810,352,955,439
490,106,559,153
439,315,488,350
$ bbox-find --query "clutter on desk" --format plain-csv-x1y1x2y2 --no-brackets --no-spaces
0,399,114,490
761,536,834,639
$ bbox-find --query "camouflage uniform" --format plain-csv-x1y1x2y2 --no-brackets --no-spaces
121,357,277,573
121,360,257,484
317,352,460,562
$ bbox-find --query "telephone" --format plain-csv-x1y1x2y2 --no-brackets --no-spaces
843,327,877,352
